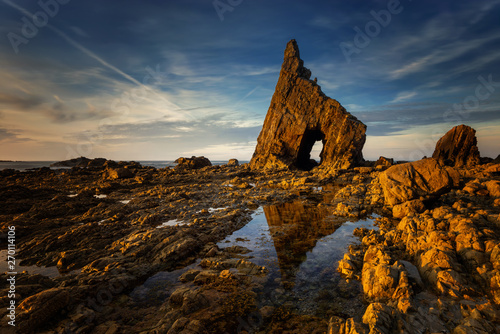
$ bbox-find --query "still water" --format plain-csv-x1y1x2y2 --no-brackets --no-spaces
218,201,378,314
131,200,378,316
0,249,80,278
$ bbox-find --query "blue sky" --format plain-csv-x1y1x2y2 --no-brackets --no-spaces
1,0,499,161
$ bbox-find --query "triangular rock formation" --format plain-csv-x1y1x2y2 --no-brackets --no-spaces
432,124,480,167
250,39,366,170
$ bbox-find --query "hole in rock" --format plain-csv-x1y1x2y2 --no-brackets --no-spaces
310,140,322,164
296,129,325,171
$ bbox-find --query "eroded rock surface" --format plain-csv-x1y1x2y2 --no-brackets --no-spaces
378,158,460,206
250,39,366,171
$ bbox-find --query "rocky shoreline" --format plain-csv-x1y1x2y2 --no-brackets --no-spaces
0,151,499,333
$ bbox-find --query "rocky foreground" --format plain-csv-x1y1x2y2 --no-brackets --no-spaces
0,152,499,333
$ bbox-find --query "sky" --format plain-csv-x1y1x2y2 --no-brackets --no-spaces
1,0,499,162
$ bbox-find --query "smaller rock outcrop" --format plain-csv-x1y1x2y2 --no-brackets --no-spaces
50,156,91,167
175,156,212,170
50,157,109,168
432,125,480,167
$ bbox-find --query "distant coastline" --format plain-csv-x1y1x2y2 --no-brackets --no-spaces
0,160,249,171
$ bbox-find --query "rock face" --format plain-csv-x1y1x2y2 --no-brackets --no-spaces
379,158,460,206
250,40,366,171
432,125,480,167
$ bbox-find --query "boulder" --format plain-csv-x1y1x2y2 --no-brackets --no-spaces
250,39,366,171
175,156,212,170
379,158,460,206
227,158,239,166
432,125,480,167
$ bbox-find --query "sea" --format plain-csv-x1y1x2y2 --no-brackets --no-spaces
0,160,247,172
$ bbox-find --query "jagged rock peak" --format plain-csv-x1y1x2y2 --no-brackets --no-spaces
282,39,311,79
250,39,366,171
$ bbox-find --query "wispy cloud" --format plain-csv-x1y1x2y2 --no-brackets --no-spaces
0,92,44,110
0,127,32,143
390,91,417,103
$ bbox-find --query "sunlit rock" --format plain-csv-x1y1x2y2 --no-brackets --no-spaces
250,39,366,171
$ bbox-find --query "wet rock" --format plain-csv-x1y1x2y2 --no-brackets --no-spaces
179,269,202,283
107,167,134,179
193,270,219,285
174,156,212,170
432,125,481,167
250,39,366,171
236,259,267,275
56,249,88,272
379,158,460,206
169,286,211,316
17,288,70,333
338,253,361,280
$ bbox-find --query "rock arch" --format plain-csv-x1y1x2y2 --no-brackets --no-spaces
249,40,366,170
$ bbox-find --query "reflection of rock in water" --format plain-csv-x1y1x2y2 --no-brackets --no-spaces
263,201,342,288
